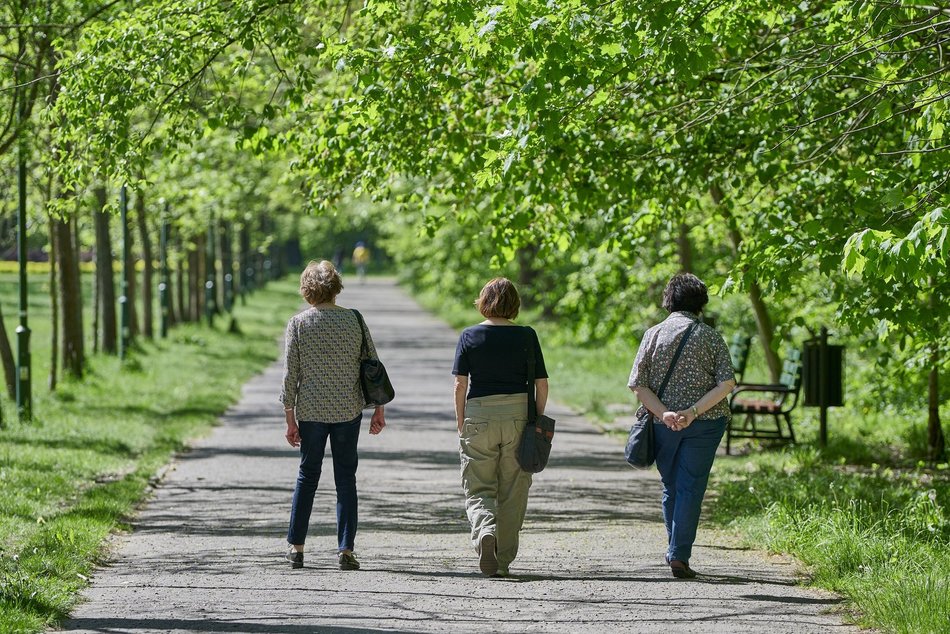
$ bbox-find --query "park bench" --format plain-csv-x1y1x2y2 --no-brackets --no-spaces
726,347,802,454
729,333,752,383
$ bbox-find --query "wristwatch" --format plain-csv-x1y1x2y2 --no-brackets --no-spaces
691,405,699,418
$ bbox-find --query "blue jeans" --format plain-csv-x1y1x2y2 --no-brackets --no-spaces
287,414,362,551
654,417,727,564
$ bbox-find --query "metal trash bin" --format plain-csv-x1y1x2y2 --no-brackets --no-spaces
803,341,844,407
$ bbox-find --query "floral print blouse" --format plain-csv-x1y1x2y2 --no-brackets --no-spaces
628,311,735,421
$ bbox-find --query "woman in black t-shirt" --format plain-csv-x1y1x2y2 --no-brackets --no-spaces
452,277,548,577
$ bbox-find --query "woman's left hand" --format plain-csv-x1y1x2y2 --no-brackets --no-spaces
369,407,386,435
672,409,695,431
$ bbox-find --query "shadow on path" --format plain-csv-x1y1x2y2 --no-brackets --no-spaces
61,279,857,634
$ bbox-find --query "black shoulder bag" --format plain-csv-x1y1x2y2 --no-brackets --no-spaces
352,310,395,407
625,321,697,468
517,331,556,473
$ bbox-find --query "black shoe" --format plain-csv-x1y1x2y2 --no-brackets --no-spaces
286,550,304,569
339,551,360,570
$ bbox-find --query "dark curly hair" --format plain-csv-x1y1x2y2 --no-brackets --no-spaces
661,273,708,314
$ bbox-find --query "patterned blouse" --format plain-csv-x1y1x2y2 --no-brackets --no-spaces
280,306,379,423
627,311,735,421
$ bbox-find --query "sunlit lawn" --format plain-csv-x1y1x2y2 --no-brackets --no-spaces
0,273,301,632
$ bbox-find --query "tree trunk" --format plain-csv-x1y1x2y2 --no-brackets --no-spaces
746,281,781,382
221,224,233,312
41,165,60,391
0,304,15,398
94,185,118,354
124,206,139,338
710,183,782,383
238,224,249,301
135,190,154,338
55,215,84,377
929,351,947,463
516,244,554,318
189,243,201,322
176,249,185,324
166,254,178,327
677,222,693,273
164,226,178,327
91,215,99,355
48,213,59,391
71,214,85,369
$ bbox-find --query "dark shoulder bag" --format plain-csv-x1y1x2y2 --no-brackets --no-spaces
625,321,697,468
352,309,395,407
517,331,556,473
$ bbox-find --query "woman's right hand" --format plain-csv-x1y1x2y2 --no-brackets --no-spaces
285,421,301,447
662,411,682,429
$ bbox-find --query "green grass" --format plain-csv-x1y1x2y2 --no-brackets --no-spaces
0,276,302,633
711,449,950,634
409,283,950,634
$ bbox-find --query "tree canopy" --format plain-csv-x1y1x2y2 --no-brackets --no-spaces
2,0,947,454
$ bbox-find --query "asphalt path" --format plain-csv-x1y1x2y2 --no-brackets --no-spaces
61,278,858,633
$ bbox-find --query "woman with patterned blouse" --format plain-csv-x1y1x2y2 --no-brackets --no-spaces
628,273,736,579
280,260,386,570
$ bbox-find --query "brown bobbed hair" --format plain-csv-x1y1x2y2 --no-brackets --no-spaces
476,277,521,319
300,260,343,305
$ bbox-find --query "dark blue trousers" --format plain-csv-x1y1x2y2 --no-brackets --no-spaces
287,414,362,551
654,417,727,564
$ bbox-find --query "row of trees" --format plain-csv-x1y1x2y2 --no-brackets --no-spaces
0,1,301,424
2,1,946,458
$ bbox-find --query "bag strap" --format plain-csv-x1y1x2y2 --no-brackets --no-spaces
656,321,698,401
526,328,538,422
351,309,369,360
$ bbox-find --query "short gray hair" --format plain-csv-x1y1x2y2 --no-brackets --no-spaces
300,260,343,305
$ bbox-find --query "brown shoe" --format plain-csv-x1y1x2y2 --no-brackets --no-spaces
669,559,696,579
478,534,498,576
338,551,360,570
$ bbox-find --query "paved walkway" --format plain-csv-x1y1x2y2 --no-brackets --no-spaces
62,279,857,633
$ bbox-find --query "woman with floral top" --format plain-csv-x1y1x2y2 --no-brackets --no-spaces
280,260,386,570
628,273,736,579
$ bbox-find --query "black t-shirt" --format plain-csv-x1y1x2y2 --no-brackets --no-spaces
452,325,548,399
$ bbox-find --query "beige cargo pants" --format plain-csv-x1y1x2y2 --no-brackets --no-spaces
459,393,533,573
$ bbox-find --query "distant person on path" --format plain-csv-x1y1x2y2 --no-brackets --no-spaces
628,273,736,579
280,260,387,571
352,241,370,281
332,246,345,271
453,277,549,577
